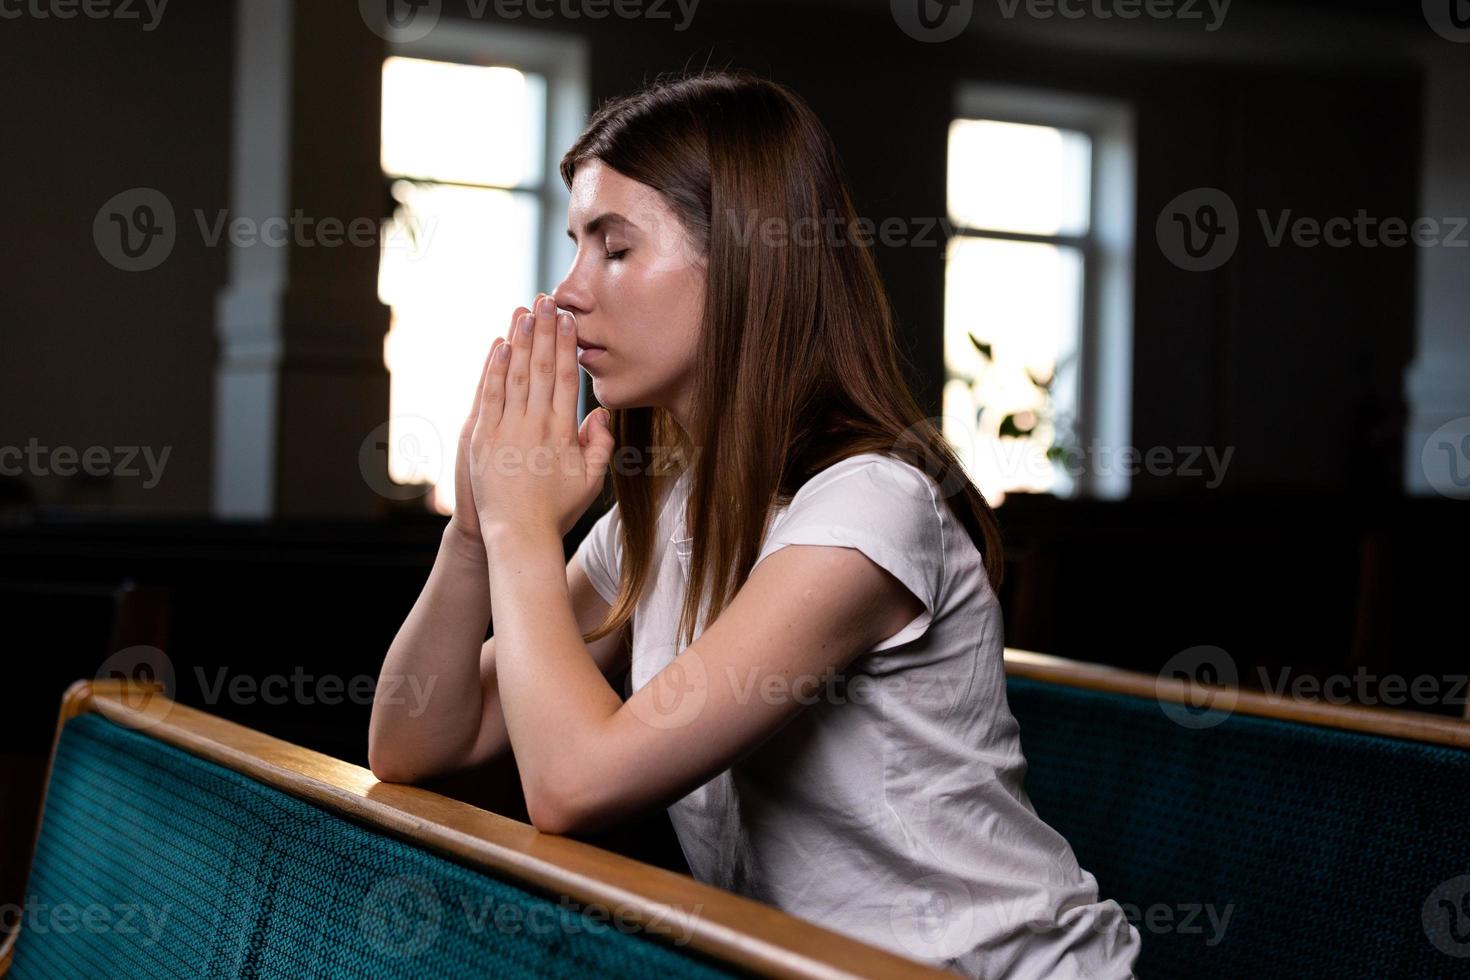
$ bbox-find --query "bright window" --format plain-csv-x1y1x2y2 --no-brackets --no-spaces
944,87,1135,503
376,27,588,515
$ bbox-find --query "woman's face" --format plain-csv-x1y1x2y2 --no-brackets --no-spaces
552,159,707,432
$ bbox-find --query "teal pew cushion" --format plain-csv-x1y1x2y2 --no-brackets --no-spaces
1005,675,1470,979
11,712,740,979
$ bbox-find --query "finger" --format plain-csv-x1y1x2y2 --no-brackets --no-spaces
485,308,526,418
468,336,500,427
580,408,614,488
504,303,536,419
551,311,580,430
482,326,513,433
461,337,503,499
526,293,559,413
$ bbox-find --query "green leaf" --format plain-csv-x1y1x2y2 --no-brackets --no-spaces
999,412,1036,438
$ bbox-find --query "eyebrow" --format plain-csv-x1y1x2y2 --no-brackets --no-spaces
565,211,632,241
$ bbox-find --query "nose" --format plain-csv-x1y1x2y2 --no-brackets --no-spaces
551,267,591,320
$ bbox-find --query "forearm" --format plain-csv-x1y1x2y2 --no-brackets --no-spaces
369,526,497,781
487,524,624,826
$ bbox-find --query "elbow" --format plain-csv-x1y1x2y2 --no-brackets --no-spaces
367,743,420,785
367,717,432,784
527,776,602,836
527,801,577,836
366,718,400,782
370,764,409,785
368,756,408,785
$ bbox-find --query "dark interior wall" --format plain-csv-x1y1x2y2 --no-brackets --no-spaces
0,0,1430,515
473,0,1424,499
1,4,235,514
1210,69,1420,497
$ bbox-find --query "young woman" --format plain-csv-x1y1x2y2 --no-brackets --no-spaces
370,70,1140,979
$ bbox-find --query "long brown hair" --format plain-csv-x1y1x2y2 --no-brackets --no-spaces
563,69,1004,650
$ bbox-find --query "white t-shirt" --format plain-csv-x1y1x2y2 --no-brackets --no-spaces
574,452,1141,979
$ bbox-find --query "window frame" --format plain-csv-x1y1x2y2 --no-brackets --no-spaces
382,20,593,422
949,82,1136,499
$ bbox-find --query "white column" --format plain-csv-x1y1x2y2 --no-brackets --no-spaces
1405,40,1470,499
213,0,392,517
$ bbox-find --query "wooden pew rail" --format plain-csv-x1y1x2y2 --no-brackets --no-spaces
0,677,952,980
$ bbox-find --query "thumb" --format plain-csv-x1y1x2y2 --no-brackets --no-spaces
581,409,615,483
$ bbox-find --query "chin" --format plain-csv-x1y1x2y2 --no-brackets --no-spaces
590,377,653,412
589,380,635,412
589,370,681,418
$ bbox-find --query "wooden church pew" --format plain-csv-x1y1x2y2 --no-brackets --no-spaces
0,679,952,979
1001,647,1470,977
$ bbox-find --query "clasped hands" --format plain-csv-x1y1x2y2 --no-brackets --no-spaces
452,294,614,549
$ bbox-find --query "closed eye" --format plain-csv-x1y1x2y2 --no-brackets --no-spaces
605,249,629,261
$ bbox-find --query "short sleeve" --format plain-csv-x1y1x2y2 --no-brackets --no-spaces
573,502,622,605
754,454,945,652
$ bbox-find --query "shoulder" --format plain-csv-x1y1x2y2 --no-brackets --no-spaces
785,452,943,520
760,452,947,603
